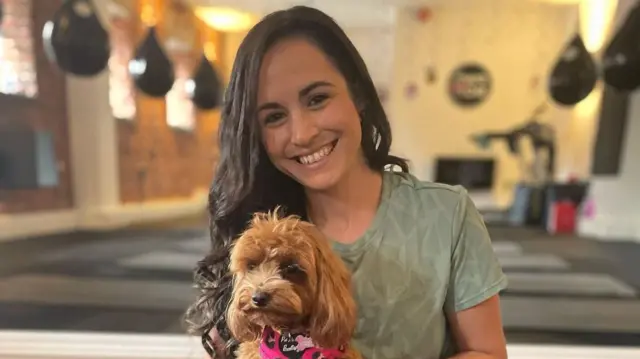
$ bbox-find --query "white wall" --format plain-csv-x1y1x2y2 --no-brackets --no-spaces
388,1,591,208
578,0,640,242
579,94,640,241
347,26,395,90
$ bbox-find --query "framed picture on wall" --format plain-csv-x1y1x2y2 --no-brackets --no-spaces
448,63,492,108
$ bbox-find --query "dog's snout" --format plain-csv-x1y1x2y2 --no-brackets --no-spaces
251,291,271,307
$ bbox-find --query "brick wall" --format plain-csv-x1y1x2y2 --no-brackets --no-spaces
0,0,74,214
117,103,220,202
114,0,223,203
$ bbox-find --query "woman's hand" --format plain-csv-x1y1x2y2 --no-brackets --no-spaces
204,328,227,359
447,295,508,359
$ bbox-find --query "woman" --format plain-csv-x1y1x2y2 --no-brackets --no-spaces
186,6,508,359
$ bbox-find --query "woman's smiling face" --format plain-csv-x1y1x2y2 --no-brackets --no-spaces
257,38,365,191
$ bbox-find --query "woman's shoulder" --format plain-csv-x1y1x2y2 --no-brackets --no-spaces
374,171,474,251
383,170,469,213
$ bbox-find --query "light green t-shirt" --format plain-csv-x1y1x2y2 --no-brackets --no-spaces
332,171,508,359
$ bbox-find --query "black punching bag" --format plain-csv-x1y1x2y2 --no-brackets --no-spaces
129,27,174,98
188,54,223,110
603,3,640,91
548,35,598,106
43,0,110,76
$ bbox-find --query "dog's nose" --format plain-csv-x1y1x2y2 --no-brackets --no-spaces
251,291,271,307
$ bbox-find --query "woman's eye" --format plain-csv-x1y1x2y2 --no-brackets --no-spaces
308,94,329,108
263,112,285,125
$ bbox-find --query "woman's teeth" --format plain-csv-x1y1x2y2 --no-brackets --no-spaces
298,143,335,165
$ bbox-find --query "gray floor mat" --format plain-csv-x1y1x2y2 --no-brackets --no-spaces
505,272,637,297
502,296,640,332
498,253,571,270
492,241,523,256
0,274,194,310
175,236,210,254
117,251,203,272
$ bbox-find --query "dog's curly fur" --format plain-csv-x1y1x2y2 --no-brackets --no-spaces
227,211,360,359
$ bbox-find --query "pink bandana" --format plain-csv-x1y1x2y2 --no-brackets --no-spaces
259,326,346,359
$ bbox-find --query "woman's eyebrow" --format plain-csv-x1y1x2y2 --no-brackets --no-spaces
257,81,335,113
298,81,334,97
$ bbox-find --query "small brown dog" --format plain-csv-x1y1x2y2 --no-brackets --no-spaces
227,211,360,359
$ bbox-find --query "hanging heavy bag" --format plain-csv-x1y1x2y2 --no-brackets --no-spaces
188,54,223,110
129,26,175,98
603,3,640,91
548,35,598,106
43,0,110,77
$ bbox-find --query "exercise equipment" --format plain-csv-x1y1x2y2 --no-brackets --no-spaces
129,27,175,98
188,54,223,110
471,104,555,185
471,105,558,227
43,0,110,76
549,35,597,106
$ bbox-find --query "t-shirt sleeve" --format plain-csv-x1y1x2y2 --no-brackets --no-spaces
444,188,508,313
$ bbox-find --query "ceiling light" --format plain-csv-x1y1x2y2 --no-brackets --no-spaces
194,7,257,32
579,0,618,53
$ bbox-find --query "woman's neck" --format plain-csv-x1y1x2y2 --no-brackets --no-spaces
305,165,383,244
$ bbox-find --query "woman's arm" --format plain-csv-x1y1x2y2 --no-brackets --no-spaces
205,328,228,359
447,295,508,359
444,190,509,359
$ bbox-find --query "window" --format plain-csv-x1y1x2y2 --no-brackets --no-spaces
0,0,38,97
108,7,137,120
166,52,196,131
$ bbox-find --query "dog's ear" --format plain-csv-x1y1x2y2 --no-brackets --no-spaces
226,275,262,342
304,224,357,349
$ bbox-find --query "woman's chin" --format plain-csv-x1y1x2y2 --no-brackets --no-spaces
277,150,352,192
294,170,343,192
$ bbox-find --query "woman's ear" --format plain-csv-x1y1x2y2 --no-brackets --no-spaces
357,101,366,122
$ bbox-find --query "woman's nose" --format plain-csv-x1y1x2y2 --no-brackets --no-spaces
290,111,319,146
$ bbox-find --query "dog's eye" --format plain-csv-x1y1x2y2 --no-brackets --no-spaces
280,263,303,274
280,262,306,283
246,262,257,271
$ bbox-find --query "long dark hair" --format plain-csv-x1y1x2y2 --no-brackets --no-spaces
184,5,408,357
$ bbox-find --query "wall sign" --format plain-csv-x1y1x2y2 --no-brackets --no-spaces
448,63,492,107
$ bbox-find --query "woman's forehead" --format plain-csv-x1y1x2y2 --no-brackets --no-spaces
257,39,343,101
